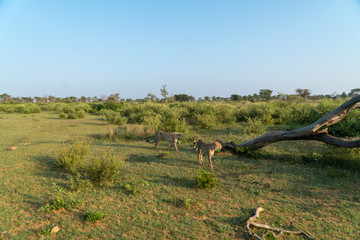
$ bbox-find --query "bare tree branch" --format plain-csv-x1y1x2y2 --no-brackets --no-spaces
246,207,316,240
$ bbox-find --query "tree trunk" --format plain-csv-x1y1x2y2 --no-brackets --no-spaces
219,95,360,152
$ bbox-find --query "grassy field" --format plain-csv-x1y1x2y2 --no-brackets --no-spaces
0,112,359,239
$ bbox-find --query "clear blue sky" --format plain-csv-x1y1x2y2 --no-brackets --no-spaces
0,0,359,99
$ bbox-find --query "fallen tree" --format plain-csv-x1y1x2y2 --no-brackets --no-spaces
219,95,360,152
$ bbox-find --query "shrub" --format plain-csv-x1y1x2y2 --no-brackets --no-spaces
59,113,67,119
57,140,90,172
83,211,104,222
196,168,219,189
16,104,41,114
0,103,41,113
243,117,266,135
100,109,127,125
56,103,90,119
82,152,124,187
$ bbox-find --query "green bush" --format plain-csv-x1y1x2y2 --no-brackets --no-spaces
0,103,41,113
100,109,127,125
196,168,219,189
57,140,90,172
82,152,124,187
243,117,266,135
56,103,90,119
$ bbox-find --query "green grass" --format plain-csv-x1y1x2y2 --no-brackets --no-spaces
0,112,359,239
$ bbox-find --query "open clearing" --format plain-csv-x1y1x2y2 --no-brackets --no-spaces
0,112,359,239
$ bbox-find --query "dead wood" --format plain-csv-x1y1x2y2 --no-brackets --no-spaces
246,207,316,240
220,95,360,151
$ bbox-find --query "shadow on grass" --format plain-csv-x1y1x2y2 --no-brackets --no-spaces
124,153,173,165
151,175,196,189
31,155,68,181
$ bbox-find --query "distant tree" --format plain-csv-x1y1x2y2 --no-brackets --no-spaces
0,93,11,101
145,93,159,101
79,96,87,102
174,94,195,102
48,96,57,102
160,85,169,102
349,88,360,97
115,93,120,101
296,88,311,99
107,94,119,102
22,97,34,103
69,96,78,102
259,89,273,101
230,94,242,101
340,92,348,98
34,97,42,103
276,93,287,101
204,96,210,101
12,97,22,102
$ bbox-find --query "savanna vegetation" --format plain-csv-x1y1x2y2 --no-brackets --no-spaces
0,89,359,239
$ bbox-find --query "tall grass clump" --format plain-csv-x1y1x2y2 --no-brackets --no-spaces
107,125,153,141
57,140,90,172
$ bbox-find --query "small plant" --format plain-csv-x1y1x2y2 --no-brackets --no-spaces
124,133,135,141
59,113,66,119
39,224,56,235
39,186,81,212
236,146,250,154
196,168,219,189
121,178,149,195
326,166,351,179
174,196,196,209
57,140,90,172
83,210,104,222
68,173,92,191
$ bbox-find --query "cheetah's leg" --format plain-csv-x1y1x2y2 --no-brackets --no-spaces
208,151,214,172
198,150,203,165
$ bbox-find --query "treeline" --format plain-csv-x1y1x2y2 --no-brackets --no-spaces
1,88,359,103
1,98,357,138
